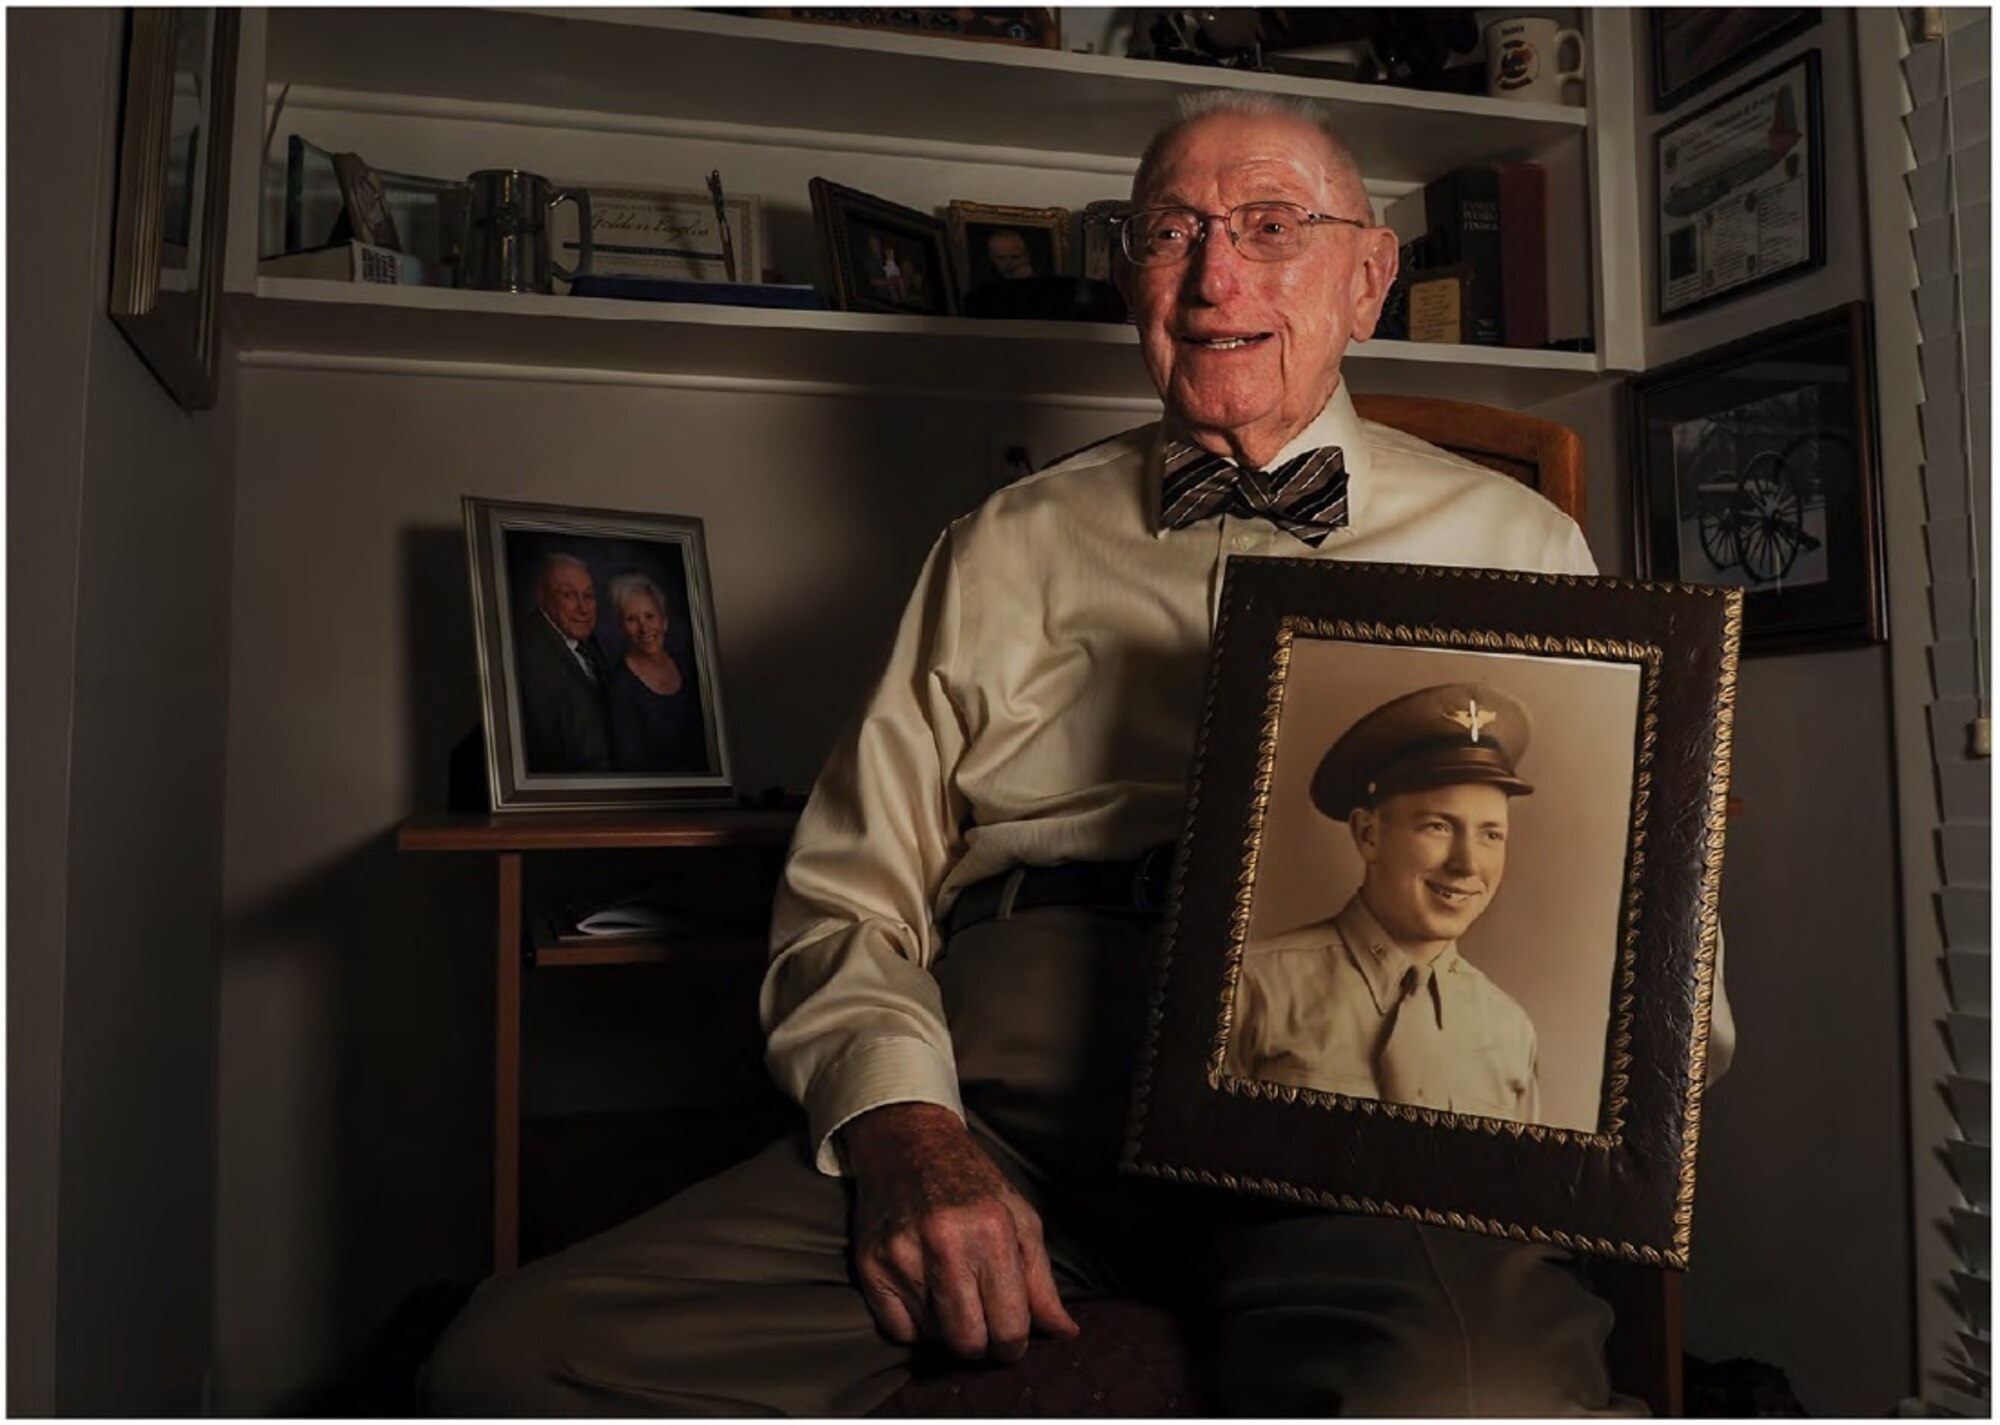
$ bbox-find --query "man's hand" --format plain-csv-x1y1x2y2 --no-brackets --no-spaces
843,1102,1080,1361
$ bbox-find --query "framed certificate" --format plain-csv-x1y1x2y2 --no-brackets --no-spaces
1656,52,1825,321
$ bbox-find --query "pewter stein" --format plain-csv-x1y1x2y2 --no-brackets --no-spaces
461,170,593,293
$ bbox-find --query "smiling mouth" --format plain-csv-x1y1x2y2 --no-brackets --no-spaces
1426,881,1483,906
1182,333,1272,351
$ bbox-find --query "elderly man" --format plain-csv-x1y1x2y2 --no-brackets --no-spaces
1227,682,1544,1124
515,551,612,774
428,91,1734,1415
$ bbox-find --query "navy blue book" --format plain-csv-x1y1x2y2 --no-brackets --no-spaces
1422,169,1503,347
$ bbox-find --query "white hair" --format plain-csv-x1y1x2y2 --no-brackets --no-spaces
536,550,592,589
606,571,668,619
1132,89,1370,218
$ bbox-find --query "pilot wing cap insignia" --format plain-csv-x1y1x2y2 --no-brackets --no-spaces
1447,698,1498,743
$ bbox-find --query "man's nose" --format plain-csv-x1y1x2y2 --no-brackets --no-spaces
1444,832,1476,872
1183,215,1249,301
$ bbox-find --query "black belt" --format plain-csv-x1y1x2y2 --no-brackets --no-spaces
945,845,1175,938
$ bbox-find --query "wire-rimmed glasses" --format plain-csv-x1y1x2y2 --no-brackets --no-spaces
1114,202,1371,267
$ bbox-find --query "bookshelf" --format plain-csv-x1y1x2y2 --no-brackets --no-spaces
221,7,1644,404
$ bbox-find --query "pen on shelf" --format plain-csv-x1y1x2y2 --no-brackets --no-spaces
707,169,738,283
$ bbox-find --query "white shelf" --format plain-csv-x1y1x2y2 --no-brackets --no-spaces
262,7,1588,183
228,277,1604,407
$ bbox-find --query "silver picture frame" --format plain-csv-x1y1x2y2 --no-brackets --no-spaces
108,7,239,412
464,497,736,813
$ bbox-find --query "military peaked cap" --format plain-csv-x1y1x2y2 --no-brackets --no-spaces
1310,681,1535,819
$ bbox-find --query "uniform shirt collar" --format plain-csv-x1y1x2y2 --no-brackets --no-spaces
1147,381,1376,537
1334,893,1464,1019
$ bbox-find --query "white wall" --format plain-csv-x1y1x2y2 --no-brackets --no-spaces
6,7,237,1414
212,362,1140,1407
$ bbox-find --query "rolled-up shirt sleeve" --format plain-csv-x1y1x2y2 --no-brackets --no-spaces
761,527,973,1174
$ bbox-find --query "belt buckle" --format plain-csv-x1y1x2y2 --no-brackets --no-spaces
1130,844,1172,914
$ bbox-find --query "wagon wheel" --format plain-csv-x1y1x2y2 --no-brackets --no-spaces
1734,450,1808,582
1695,477,1744,570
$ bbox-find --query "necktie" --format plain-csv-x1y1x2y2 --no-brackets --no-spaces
1376,964,1446,1109
1158,440,1349,547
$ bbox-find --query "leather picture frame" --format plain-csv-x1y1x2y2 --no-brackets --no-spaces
1122,558,1742,1268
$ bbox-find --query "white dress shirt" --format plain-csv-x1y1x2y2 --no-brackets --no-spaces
764,383,1733,1173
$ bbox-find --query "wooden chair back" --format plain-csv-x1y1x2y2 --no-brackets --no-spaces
1353,393,1587,526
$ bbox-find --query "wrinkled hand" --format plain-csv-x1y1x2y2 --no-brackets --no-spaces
843,1102,1080,1361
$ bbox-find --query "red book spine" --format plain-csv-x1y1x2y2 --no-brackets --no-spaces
1496,162,1549,350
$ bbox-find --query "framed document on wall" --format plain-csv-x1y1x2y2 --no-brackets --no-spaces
1655,52,1825,321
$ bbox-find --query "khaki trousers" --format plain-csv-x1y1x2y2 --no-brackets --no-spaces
424,906,1636,1416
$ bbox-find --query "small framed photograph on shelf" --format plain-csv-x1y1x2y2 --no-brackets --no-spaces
1124,557,1742,1268
1630,301,1885,654
464,498,735,813
809,178,957,317
946,200,1072,294
549,184,763,285
1649,8,1819,112
1656,51,1824,321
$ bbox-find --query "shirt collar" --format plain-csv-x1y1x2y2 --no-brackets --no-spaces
1333,894,1464,1019
540,608,581,652
1147,381,1375,538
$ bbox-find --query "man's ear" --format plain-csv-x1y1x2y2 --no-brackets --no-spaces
1348,806,1380,862
1346,226,1401,343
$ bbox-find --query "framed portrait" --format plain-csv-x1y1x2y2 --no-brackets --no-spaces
1124,558,1742,1268
464,498,735,813
108,7,239,412
946,200,1072,295
1656,52,1825,321
809,178,957,317
1649,8,1819,112
1631,301,1884,654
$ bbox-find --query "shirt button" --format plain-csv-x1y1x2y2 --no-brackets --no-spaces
1231,533,1255,551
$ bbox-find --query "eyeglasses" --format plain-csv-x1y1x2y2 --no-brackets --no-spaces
1114,202,1371,267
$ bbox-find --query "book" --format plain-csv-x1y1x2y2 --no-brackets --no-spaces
1422,168,1503,347
258,240,431,285
1496,162,1550,350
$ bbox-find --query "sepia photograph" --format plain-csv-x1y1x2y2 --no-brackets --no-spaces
1125,557,1742,1267
1223,642,1639,1136
464,498,734,811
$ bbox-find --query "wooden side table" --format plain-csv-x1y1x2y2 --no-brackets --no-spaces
397,808,798,1272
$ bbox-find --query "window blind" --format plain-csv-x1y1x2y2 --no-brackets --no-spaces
1902,8,1991,1415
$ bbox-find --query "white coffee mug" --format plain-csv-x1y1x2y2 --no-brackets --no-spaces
1485,17,1586,104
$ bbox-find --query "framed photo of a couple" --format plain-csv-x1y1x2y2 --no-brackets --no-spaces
465,497,734,813
1125,559,1741,1268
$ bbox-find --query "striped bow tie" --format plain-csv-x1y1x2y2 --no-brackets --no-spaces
1158,440,1349,547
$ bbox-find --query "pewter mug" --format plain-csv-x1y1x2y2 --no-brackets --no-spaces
461,170,593,293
